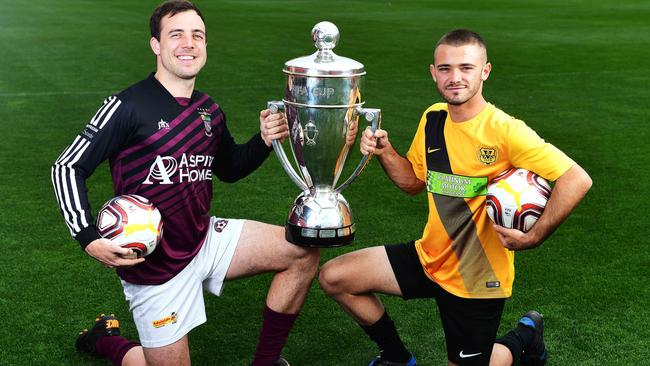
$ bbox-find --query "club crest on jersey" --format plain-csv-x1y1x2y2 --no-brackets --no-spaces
198,108,213,137
478,146,498,165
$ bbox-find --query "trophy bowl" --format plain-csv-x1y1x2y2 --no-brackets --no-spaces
269,21,380,247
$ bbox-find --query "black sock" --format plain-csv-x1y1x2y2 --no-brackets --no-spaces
360,311,411,362
495,323,534,365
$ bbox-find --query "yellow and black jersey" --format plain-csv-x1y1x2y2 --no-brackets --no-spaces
406,103,575,298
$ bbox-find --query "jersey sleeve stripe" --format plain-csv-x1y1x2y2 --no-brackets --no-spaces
54,135,83,165
88,97,108,125
51,166,75,235
53,164,81,233
53,137,89,233
90,96,117,126
55,139,92,233
98,100,122,129
52,97,123,238
56,135,85,166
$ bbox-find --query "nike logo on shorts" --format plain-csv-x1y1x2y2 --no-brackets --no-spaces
427,147,441,153
459,350,482,358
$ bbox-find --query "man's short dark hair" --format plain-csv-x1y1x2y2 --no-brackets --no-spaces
150,0,205,40
436,29,486,49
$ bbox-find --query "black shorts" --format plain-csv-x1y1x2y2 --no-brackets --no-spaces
385,242,506,366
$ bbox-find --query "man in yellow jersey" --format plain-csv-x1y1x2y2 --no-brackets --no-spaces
319,29,592,366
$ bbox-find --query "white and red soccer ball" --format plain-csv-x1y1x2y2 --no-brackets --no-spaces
486,168,551,233
96,194,163,257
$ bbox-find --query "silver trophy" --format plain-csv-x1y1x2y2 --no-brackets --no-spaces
269,21,380,247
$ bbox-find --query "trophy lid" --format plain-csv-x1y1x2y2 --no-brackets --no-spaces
283,21,366,77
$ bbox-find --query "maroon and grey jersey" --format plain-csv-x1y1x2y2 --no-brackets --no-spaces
52,74,271,285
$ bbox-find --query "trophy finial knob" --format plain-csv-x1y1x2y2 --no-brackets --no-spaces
312,21,339,51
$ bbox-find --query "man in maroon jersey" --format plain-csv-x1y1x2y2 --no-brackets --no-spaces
51,1,318,365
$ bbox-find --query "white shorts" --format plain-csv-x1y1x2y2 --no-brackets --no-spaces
121,217,244,348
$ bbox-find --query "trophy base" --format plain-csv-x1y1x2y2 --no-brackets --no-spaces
284,190,356,248
286,222,355,247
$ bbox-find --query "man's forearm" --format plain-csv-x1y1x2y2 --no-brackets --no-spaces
528,164,592,244
377,148,425,195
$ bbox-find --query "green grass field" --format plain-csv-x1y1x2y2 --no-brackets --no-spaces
1,0,649,365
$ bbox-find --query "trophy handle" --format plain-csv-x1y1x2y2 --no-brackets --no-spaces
268,101,309,192
334,107,381,193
